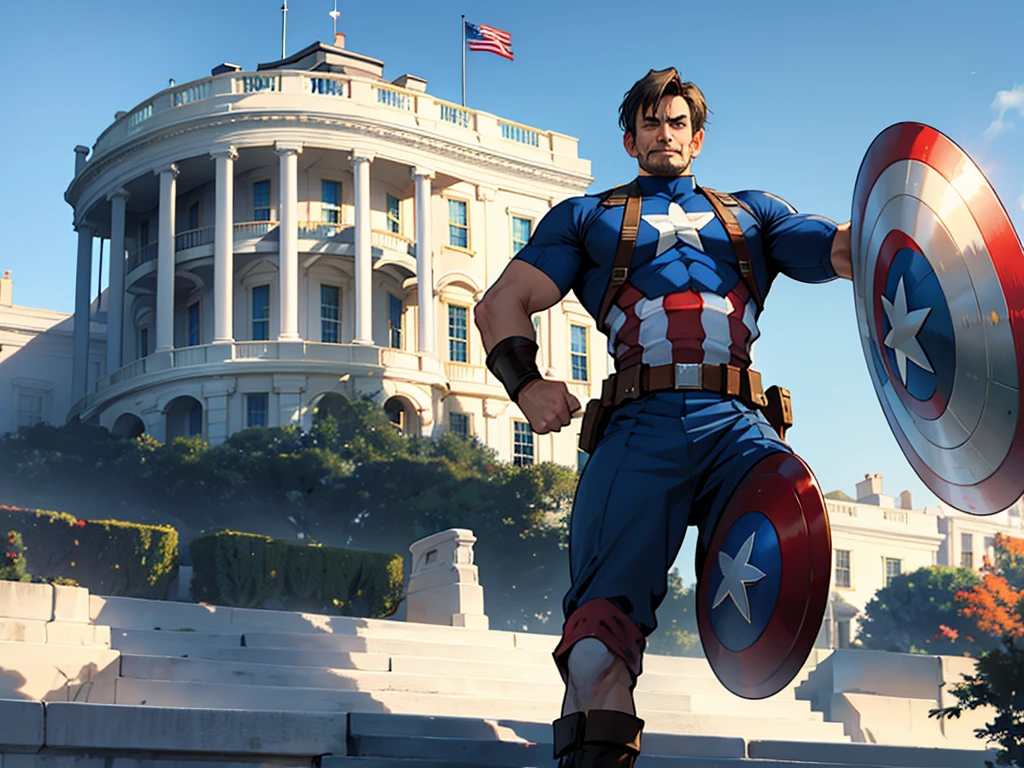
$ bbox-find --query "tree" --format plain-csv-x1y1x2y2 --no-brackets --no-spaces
929,534,1024,766
646,568,700,656
856,566,994,656
0,530,30,582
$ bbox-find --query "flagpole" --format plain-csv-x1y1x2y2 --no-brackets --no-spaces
461,14,466,107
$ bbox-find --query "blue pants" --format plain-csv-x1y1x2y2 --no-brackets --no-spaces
564,391,790,640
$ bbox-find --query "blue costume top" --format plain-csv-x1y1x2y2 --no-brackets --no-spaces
514,175,839,370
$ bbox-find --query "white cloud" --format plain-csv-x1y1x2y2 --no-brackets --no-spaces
985,84,1024,140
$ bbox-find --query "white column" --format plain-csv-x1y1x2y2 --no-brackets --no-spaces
351,149,375,345
412,167,436,355
72,222,94,400
211,146,238,343
275,141,302,341
106,189,128,376
154,164,178,352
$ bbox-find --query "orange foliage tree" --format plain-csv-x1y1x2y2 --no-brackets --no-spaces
955,534,1024,639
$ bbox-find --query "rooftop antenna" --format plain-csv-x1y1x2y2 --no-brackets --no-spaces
329,0,340,36
281,0,288,59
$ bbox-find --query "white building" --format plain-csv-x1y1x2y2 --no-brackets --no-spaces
43,35,606,468
822,472,1024,648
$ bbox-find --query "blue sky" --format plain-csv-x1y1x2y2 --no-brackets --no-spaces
2,1,1022,585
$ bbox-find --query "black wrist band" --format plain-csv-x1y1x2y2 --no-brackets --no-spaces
486,336,542,402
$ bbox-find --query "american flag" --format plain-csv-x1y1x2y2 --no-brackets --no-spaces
465,21,513,60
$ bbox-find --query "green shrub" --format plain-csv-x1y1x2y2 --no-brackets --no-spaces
190,529,403,617
0,505,177,598
1,530,30,582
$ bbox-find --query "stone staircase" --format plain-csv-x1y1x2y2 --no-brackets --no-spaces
0,581,999,767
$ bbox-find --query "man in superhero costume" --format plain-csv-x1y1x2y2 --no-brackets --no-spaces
474,68,852,767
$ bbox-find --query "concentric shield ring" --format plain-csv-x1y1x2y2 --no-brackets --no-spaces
696,452,831,699
852,122,1024,514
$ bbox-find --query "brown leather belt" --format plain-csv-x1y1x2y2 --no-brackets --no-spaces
602,362,769,410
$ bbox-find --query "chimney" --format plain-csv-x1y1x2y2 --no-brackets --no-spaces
74,145,90,176
900,490,913,510
334,32,346,49
855,473,884,501
1,270,12,307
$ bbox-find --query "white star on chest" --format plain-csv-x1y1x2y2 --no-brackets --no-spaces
642,202,716,256
712,531,767,624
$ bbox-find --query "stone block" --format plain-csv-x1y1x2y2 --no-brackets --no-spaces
51,586,90,624
43,702,348,755
45,622,111,648
89,595,233,631
0,641,119,703
834,692,942,745
0,582,54,622
0,618,46,644
406,583,484,626
0,699,44,752
451,613,488,630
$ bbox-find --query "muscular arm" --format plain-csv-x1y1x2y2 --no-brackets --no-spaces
474,260,565,352
831,221,852,280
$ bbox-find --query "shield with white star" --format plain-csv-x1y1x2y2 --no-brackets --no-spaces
852,122,1024,514
696,453,831,699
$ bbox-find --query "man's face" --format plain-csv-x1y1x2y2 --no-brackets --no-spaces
623,94,704,177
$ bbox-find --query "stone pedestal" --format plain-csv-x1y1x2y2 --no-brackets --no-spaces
406,528,488,629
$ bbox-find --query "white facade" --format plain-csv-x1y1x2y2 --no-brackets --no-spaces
56,38,606,468
821,472,1024,648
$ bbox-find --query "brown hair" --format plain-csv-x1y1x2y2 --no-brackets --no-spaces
618,68,710,137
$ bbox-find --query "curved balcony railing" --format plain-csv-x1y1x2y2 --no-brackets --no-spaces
175,225,215,251
234,221,279,239
127,242,158,272
297,220,347,239
370,229,415,256
89,71,584,165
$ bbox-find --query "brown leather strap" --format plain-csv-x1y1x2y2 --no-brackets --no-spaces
699,187,763,311
597,181,642,332
609,362,767,409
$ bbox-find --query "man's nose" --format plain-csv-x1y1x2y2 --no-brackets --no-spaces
658,123,674,141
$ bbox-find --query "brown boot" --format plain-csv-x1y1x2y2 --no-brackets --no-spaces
552,709,644,767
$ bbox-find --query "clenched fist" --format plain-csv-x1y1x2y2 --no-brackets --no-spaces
516,379,582,434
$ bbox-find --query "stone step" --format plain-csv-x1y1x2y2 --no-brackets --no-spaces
112,678,848,741
118,654,820,720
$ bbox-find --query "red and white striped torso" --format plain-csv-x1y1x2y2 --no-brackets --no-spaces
605,279,761,370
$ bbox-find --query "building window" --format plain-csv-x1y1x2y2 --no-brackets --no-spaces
884,557,902,588
246,393,268,428
511,215,532,255
140,220,150,246
321,284,340,343
17,392,44,429
450,412,469,436
577,449,589,473
835,549,851,588
252,284,270,341
570,324,589,382
188,201,200,231
388,293,403,349
836,620,851,649
187,301,200,347
448,199,468,248
513,421,534,466
188,402,202,437
253,180,271,221
984,536,996,564
321,180,342,224
448,304,468,362
961,533,974,569
387,194,401,234
139,327,149,358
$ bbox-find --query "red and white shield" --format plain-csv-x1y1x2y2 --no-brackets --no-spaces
852,122,1024,514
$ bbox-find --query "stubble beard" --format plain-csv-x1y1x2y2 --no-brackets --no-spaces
639,147,691,177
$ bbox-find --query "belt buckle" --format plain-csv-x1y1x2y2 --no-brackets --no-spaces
675,363,702,390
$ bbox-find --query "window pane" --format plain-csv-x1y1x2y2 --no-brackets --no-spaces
321,285,340,344
322,180,340,206
17,393,43,428
387,194,401,234
188,302,200,347
246,393,268,428
253,181,270,220
450,412,469,436
512,216,531,255
570,324,588,382
388,293,403,349
448,305,468,362
188,403,202,436
448,200,467,225
513,421,534,466
252,285,270,341
188,203,200,231
140,327,149,357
